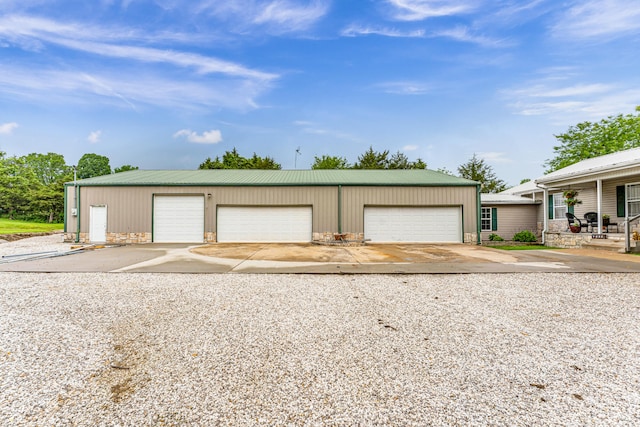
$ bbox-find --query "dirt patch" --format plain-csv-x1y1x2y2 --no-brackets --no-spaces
0,232,59,242
192,243,483,263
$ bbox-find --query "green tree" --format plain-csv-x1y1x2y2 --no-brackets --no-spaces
520,178,531,184
353,146,389,169
77,153,111,179
247,153,281,170
22,152,71,185
0,153,39,218
412,158,427,169
114,164,139,173
545,106,640,172
388,151,427,169
436,167,455,175
457,154,506,193
198,148,281,170
311,155,350,169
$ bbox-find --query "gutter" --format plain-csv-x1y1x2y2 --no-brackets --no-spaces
535,182,548,245
537,162,640,185
76,184,81,243
476,184,481,245
337,185,342,234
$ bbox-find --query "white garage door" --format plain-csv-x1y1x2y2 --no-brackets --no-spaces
364,206,461,243
217,206,312,242
154,195,204,243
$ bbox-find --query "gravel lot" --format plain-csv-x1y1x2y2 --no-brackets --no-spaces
1,270,639,426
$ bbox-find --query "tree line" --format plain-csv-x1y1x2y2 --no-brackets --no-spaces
0,152,137,223
2,108,638,223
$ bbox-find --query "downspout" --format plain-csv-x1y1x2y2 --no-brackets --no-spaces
596,179,602,233
536,183,548,245
75,184,81,243
63,185,68,233
476,184,481,245
337,185,342,234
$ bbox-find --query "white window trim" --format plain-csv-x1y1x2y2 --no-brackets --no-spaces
553,193,567,220
481,207,492,232
627,182,640,217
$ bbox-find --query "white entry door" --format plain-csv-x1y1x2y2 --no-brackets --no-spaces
364,206,462,243
89,205,107,243
217,206,312,242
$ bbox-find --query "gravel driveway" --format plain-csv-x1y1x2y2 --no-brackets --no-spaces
1,271,639,426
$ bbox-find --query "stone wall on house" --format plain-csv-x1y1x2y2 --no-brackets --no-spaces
544,232,592,248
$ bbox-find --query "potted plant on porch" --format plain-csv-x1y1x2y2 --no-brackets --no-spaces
563,189,582,208
569,221,581,233
632,230,640,253
602,214,610,226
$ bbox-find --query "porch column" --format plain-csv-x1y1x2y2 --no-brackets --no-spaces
542,186,548,244
597,179,602,233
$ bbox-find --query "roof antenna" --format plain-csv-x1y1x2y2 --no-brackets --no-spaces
295,146,301,169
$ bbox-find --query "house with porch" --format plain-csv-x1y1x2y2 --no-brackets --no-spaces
501,147,640,248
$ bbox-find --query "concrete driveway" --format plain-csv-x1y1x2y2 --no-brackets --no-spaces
2,242,639,273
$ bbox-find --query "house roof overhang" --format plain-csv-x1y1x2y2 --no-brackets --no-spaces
535,147,640,188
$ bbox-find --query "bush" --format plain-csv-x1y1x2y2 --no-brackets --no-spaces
513,230,537,242
488,233,504,241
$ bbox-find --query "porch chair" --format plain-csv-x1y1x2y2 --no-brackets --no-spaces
566,212,588,232
583,212,598,232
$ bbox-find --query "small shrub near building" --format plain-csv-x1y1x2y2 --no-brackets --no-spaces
513,230,537,243
488,233,504,241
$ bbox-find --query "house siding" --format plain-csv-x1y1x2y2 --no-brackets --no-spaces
481,205,538,241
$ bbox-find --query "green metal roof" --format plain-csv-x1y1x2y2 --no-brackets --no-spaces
68,169,478,187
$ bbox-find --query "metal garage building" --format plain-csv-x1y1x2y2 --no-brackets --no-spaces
64,170,481,244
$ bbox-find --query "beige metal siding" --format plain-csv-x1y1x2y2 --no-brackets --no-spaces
73,186,338,234
213,187,337,233
481,205,538,240
342,186,477,234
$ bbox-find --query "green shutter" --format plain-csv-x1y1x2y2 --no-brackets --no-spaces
617,185,625,217
548,194,554,219
491,207,498,231
568,204,574,215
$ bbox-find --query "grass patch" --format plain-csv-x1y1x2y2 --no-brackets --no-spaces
0,218,63,234
491,245,561,250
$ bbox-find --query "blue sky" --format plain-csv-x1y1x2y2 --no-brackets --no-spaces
1,0,639,186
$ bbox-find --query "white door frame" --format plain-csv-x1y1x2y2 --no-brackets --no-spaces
89,205,107,243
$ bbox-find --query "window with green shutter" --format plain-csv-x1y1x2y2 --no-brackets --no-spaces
491,207,498,231
617,185,625,217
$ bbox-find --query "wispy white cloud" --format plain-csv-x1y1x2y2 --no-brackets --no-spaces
375,81,431,95
341,24,425,38
403,144,418,151
253,0,329,31
0,122,19,134
87,130,102,143
0,15,277,81
504,74,640,121
552,0,640,40
385,0,477,21
508,83,612,98
0,65,269,110
174,129,223,144
477,151,511,163
293,120,358,141
431,26,511,47
195,0,329,34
